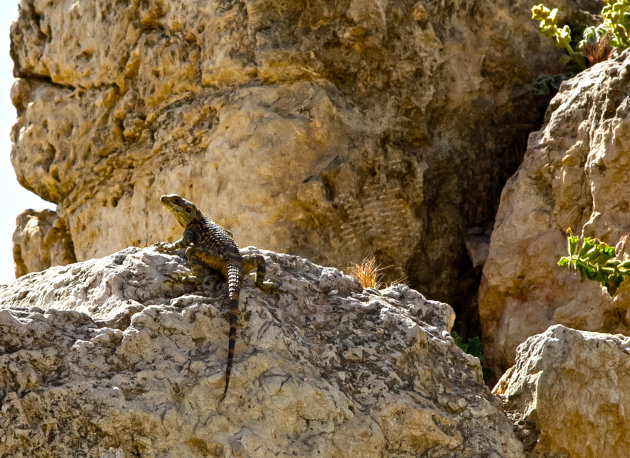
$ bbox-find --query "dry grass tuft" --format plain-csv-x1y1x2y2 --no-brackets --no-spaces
349,256,411,289
385,273,409,289
349,255,385,289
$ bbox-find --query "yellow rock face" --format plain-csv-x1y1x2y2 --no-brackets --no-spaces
10,0,568,305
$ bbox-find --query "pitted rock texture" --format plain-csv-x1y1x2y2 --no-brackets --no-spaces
479,50,630,373
494,325,630,457
9,0,594,309
11,209,76,279
0,247,522,456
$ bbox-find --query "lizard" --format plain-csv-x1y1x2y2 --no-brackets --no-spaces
154,194,270,394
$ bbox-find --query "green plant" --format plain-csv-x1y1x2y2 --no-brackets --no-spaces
452,332,483,358
580,0,630,52
532,4,586,69
531,0,630,95
532,72,574,96
558,229,630,296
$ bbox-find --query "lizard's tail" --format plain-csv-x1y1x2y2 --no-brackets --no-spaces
224,298,238,394
224,260,242,394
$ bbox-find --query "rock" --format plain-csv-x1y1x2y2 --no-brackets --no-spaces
464,227,492,270
0,247,522,456
11,209,76,279
10,0,588,310
479,49,630,373
493,325,630,457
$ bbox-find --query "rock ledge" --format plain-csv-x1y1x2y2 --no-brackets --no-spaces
0,247,521,456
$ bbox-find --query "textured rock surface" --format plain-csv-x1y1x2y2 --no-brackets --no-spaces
479,49,630,372
10,0,593,313
0,247,522,456
11,209,76,279
494,325,630,457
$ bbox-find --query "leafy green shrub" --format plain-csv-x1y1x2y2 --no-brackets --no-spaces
532,72,574,96
532,1,630,94
558,229,630,296
532,4,586,69
581,0,630,52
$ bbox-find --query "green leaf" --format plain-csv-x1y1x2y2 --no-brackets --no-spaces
558,229,630,296
578,238,595,257
466,337,484,361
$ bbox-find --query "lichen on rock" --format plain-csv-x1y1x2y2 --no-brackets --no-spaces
0,247,522,456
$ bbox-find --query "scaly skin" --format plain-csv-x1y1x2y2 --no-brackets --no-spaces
155,194,268,394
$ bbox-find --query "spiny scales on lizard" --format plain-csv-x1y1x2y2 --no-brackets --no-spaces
155,194,271,394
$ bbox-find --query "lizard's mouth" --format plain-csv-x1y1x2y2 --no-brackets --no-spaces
160,195,180,210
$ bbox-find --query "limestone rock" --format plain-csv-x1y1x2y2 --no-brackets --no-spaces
464,227,492,270
479,50,630,373
9,0,589,310
0,247,522,456
11,209,76,279
494,325,630,457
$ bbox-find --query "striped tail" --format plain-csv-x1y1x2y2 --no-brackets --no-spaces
224,298,238,393
224,260,242,394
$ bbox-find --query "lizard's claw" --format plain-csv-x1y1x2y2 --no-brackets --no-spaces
256,280,280,294
163,272,200,286
154,241,174,253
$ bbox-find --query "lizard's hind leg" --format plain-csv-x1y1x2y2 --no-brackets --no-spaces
243,252,279,293
242,253,266,288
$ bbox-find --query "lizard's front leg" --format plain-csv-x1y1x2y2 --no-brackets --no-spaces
154,229,194,253
159,246,219,286
154,231,198,284
184,245,232,287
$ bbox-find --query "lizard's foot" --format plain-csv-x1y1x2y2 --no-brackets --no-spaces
255,280,280,293
164,272,200,286
154,242,176,253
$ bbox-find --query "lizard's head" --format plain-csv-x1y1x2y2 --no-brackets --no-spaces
160,194,201,227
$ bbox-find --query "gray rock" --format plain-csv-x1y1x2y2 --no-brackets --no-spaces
0,247,521,456
494,325,630,457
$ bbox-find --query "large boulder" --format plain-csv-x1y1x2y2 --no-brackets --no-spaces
9,0,591,310
12,209,76,278
494,325,630,457
0,247,521,456
479,49,630,373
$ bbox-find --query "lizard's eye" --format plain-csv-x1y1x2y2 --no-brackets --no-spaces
185,208,191,213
